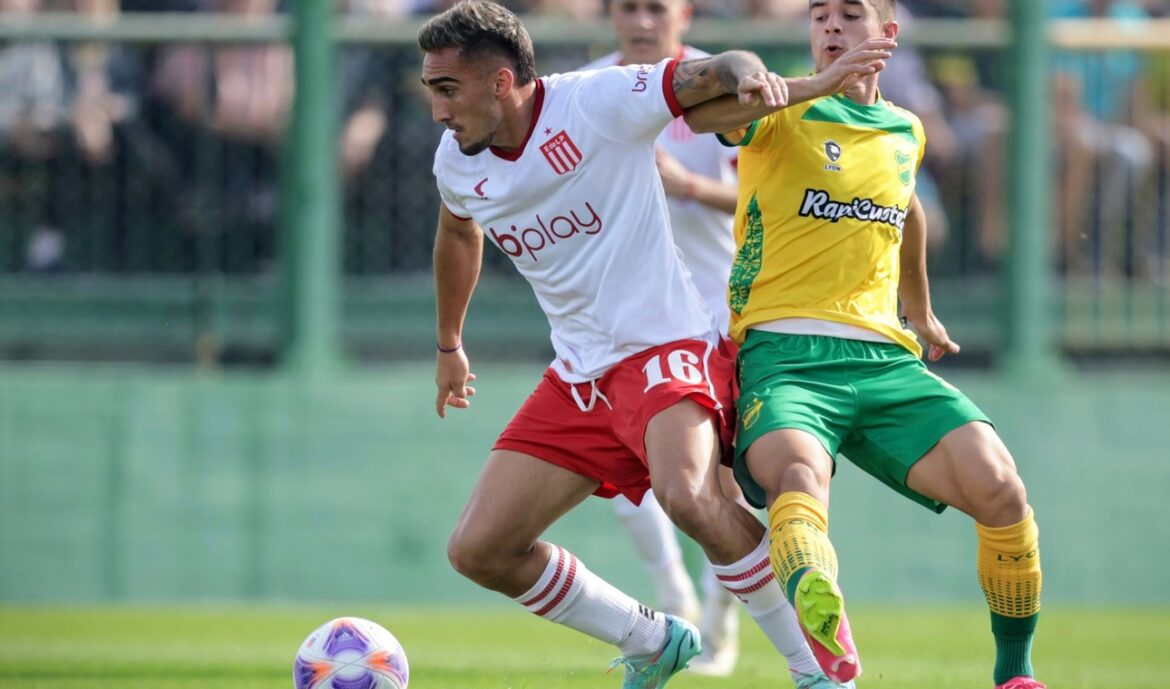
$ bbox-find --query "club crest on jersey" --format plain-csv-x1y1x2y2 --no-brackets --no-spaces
824,140,842,172
895,150,913,186
540,130,583,175
824,140,842,162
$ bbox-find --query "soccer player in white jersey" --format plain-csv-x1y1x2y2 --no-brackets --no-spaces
421,2,879,686
577,0,812,680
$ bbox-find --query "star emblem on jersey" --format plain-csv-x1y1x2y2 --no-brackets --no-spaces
474,177,489,199
540,130,584,175
824,140,842,163
544,127,552,136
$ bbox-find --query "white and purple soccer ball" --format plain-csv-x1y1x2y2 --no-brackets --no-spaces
294,617,409,689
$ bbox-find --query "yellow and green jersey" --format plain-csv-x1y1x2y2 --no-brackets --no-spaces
719,93,925,356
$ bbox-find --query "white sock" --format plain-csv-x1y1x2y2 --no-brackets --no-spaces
701,559,738,610
699,560,739,644
613,491,697,614
514,544,667,658
709,534,820,677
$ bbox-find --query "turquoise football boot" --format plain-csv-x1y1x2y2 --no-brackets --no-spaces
609,615,701,689
795,671,857,689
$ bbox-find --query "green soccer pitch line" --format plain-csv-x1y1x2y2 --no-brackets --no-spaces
0,606,1167,688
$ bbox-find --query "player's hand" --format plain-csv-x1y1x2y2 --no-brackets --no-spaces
813,37,896,96
737,70,788,109
435,348,476,418
907,311,961,362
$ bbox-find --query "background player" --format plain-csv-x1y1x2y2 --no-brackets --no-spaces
685,1,1045,687
423,1,879,686
578,0,762,678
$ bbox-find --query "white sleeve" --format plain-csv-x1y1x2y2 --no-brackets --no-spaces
432,144,472,220
574,59,684,145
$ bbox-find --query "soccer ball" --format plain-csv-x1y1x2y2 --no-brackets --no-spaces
294,617,409,689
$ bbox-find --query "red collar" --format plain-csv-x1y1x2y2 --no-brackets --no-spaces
490,79,545,161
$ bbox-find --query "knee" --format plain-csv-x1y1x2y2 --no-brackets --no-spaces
655,484,719,542
972,466,1029,527
779,462,827,493
447,527,511,589
758,462,829,505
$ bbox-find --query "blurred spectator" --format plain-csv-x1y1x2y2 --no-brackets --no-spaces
151,0,293,273
121,0,201,9
1051,0,1156,277
532,0,602,21
740,0,803,19
336,0,394,273
740,0,812,77
341,0,412,15
63,0,153,272
0,0,70,271
1136,0,1170,277
0,0,145,272
931,54,1008,269
337,0,393,183
879,5,957,252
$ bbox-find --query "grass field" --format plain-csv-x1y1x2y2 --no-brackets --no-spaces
1,606,1167,688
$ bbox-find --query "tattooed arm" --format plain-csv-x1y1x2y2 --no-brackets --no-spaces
684,38,896,136
670,51,789,111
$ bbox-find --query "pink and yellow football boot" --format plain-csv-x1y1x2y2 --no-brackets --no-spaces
996,677,1047,689
792,568,861,684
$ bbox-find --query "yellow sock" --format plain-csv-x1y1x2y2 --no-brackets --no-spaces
976,507,1042,618
977,507,1042,684
767,491,838,602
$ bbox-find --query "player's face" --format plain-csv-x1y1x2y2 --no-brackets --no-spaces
422,48,505,156
611,0,692,65
808,0,897,73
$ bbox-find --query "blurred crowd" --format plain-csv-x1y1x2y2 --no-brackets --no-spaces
0,0,1168,280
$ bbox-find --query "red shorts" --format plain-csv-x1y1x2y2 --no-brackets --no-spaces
494,338,737,505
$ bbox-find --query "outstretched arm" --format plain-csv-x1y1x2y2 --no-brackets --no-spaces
434,204,482,417
671,50,787,111
685,38,896,137
900,193,960,362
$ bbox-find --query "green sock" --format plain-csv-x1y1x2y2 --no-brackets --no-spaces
785,566,811,605
991,611,1038,684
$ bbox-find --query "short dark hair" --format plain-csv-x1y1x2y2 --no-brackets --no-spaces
418,1,538,87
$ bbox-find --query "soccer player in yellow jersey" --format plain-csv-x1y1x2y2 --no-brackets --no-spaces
684,2,1046,688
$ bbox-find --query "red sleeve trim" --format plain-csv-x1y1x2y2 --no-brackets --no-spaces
661,59,684,118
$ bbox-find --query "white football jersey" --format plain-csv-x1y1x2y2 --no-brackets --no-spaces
580,46,737,334
433,59,718,383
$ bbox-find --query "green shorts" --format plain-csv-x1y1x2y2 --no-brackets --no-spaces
734,331,991,513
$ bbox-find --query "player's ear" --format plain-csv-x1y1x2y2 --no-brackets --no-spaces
883,20,900,40
493,67,515,99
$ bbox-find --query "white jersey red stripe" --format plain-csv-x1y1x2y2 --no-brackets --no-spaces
433,59,718,383
580,46,737,335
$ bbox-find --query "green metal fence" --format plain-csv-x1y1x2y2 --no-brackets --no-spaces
0,13,1168,367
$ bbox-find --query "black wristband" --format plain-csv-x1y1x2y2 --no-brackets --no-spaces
437,341,462,353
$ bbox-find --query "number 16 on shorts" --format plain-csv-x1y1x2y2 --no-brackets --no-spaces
642,349,705,392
